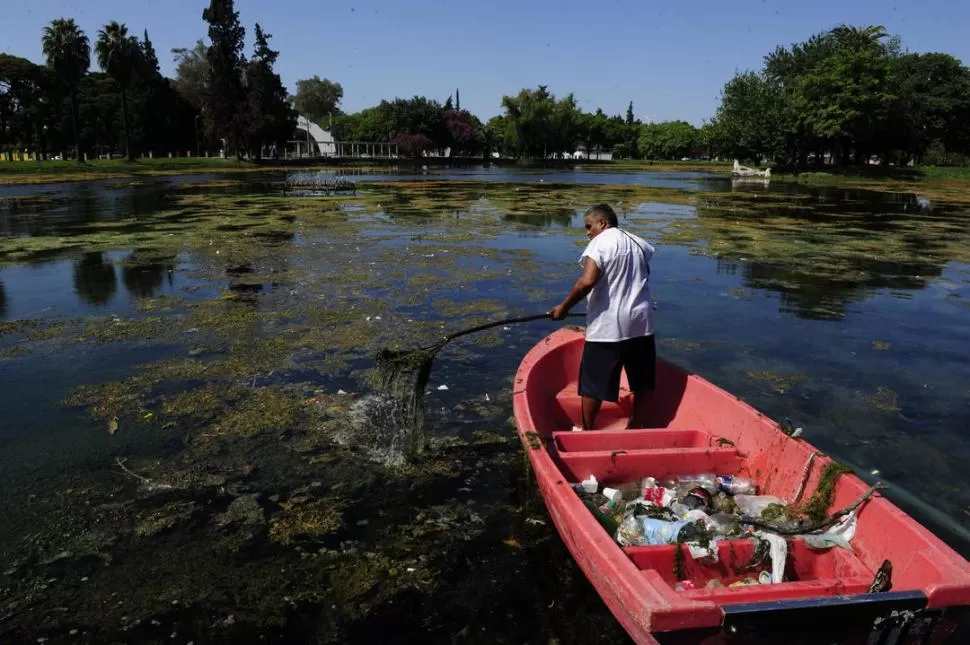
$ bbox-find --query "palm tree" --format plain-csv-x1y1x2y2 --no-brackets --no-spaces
42,18,90,163
95,22,138,160
831,24,889,53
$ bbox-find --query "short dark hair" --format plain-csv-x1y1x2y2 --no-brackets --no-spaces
586,203,618,228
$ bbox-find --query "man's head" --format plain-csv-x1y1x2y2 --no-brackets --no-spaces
583,204,618,240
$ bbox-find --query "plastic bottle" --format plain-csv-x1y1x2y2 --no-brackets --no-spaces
660,474,717,493
716,475,758,495
616,515,646,546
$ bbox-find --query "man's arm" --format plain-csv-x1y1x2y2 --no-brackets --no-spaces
549,257,601,320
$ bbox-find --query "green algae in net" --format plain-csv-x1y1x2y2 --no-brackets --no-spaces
369,346,435,457
371,312,572,460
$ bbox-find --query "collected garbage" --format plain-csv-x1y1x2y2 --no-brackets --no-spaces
573,472,859,589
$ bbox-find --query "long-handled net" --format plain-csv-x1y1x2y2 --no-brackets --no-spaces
368,312,585,459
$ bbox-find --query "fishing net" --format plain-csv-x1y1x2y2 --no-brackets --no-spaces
338,346,439,464
371,347,437,438
350,313,580,464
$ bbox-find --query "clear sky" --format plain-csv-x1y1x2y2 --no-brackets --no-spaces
3,0,968,125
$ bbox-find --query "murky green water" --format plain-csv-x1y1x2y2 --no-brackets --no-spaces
1,167,969,643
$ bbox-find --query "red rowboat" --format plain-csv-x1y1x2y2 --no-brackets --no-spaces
513,328,970,644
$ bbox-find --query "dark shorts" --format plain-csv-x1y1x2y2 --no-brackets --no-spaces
579,335,656,403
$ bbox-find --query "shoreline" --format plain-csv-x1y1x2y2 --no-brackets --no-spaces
1,157,968,195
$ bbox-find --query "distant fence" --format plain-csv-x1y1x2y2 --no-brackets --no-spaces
285,140,400,160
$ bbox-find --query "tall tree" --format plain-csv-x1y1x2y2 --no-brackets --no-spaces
244,24,297,159
626,100,634,126
455,88,460,111
129,30,164,154
41,18,90,162
499,86,586,158
95,21,138,160
202,0,247,157
292,76,343,126
890,53,970,163
171,40,208,112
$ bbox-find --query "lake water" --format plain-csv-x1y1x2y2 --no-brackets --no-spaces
1,166,969,643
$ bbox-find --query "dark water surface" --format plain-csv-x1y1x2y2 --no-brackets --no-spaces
1,168,969,643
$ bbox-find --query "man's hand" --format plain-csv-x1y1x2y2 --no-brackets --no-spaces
549,258,600,321
549,304,569,320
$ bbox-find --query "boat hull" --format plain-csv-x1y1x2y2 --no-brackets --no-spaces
513,328,970,644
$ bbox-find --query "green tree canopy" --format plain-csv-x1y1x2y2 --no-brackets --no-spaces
292,76,343,125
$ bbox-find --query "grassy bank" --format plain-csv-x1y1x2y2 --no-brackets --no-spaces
773,164,970,184
771,164,970,203
0,157,280,185
607,159,734,173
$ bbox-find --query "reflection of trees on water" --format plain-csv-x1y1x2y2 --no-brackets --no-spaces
121,250,177,298
503,208,577,229
695,194,962,321
1,184,174,239
717,259,945,321
0,279,7,318
72,252,117,306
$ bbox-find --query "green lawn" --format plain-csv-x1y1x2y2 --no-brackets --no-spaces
0,156,283,184
0,156,256,174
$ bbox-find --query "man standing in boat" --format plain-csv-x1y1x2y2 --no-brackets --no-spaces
549,204,655,430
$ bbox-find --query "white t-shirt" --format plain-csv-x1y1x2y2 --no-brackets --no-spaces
580,227,655,342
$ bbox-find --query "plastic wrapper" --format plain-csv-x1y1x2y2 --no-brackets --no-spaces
734,494,786,517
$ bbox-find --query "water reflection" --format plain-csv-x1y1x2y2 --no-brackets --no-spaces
121,250,177,298
0,279,6,317
686,192,970,321
72,252,117,306
504,208,576,228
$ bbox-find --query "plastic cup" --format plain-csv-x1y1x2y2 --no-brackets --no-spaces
602,487,623,503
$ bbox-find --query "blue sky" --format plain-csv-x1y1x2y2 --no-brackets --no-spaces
3,0,968,125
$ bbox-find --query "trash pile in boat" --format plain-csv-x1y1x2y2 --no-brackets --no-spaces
574,470,866,590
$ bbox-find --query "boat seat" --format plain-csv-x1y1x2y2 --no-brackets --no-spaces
554,446,743,484
624,538,876,606
553,429,717,453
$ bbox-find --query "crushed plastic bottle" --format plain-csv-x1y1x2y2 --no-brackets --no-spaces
660,473,717,493
616,515,646,546
716,475,758,495
662,473,759,496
